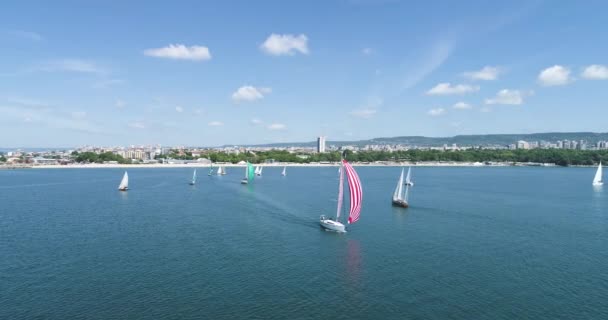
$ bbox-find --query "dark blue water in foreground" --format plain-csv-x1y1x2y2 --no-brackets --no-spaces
1,167,607,319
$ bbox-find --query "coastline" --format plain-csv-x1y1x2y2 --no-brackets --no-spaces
0,161,562,169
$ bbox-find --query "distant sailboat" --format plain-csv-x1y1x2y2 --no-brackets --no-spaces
257,166,263,176
241,162,255,184
593,162,603,186
405,167,414,187
189,169,197,185
118,171,129,191
320,159,363,233
281,166,286,176
392,167,412,208
208,164,213,176
222,166,227,175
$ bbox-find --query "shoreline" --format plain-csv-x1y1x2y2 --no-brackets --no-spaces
0,161,565,169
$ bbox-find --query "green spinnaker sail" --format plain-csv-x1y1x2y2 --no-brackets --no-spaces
247,162,255,181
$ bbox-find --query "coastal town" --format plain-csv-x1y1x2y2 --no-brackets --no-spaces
2,136,607,168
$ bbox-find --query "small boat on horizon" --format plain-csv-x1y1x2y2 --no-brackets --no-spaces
255,166,263,176
208,164,213,176
392,167,412,208
593,162,603,186
281,166,286,176
118,171,129,191
189,169,197,185
320,159,363,233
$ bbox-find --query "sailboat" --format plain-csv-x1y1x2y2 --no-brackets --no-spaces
222,166,227,175
593,162,603,186
392,167,412,208
405,167,414,187
320,159,363,233
281,166,286,176
189,169,197,185
118,171,129,191
208,164,213,176
216,166,223,176
241,162,255,184
257,166,263,176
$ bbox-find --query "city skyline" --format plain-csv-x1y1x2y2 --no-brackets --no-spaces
2,1,608,148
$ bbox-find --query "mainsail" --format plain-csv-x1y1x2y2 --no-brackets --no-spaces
282,166,286,176
343,160,363,224
336,161,345,220
405,167,412,185
247,162,255,181
393,168,405,201
118,171,129,190
593,162,603,185
192,169,197,184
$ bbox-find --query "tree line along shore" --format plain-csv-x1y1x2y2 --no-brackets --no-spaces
19,149,603,167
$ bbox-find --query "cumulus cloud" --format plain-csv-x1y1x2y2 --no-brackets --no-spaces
427,108,446,116
426,83,479,95
485,89,525,105
260,34,309,56
144,44,211,61
231,86,271,102
349,108,377,118
538,65,571,86
175,106,183,113
208,121,224,126
267,123,287,130
452,102,472,110
463,66,501,80
581,65,608,80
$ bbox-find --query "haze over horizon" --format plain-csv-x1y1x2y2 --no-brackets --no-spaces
2,1,608,148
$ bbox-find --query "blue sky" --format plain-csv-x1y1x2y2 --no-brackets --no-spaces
1,0,607,148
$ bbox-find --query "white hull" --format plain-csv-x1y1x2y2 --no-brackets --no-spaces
320,216,346,232
593,182,603,186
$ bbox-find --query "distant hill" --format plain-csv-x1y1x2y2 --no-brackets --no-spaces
243,132,608,148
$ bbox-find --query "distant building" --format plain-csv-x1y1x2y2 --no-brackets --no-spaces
317,136,326,153
516,140,530,149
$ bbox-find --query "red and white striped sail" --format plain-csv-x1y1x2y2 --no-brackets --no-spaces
342,159,363,224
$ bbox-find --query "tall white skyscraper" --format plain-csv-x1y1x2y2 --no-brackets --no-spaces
317,136,326,153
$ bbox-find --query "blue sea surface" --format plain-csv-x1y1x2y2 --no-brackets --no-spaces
1,167,607,319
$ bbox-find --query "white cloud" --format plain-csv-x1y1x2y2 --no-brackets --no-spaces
208,121,224,126
250,118,263,125
115,99,126,108
129,122,145,129
538,65,571,86
260,34,309,56
349,108,377,118
194,108,204,115
144,44,211,61
362,47,373,55
463,66,501,80
427,108,446,116
426,83,479,95
40,59,107,74
231,85,271,102
175,106,183,113
581,65,608,80
71,111,87,119
485,89,525,105
4,29,42,41
267,123,287,130
452,102,472,110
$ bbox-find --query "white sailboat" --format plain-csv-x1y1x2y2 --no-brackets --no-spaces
222,166,227,175
281,166,286,176
257,166,263,176
216,166,224,176
320,159,363,233
593,162,603,186
405,167,414,187
189,169,197,185
392,168,411,208
208,164,213,176
118,171,129,191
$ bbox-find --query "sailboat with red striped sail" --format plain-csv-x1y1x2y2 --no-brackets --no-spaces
320,159,363,233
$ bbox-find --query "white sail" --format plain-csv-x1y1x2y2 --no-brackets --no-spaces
192,169,197,184
405,167,412,185
393,168,404,201
282,166,286,176
244,165,249,179
222,166,227,175
336,162,345,220
259,166,263,175
217,166,223,175
118,171,129,190
404,184,410,202
593,162,603,185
